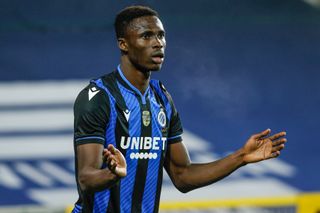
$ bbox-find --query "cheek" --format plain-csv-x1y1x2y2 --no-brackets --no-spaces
162,39,166,48
132,47,149,62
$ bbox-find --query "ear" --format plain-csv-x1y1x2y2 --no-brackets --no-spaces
118,38,128,53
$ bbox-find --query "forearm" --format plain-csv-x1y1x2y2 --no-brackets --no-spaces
76,143,127,193
173,148,246,193
78,167,119,193
167,130,287,193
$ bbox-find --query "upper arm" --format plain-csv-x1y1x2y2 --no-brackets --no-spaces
76,142,118,192
77,143,104,174
73,84,110,187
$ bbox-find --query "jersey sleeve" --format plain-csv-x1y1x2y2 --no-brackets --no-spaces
167,100,183,144
73,83,110,145
159,82,183,144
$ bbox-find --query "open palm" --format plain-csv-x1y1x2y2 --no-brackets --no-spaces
243,129,286,163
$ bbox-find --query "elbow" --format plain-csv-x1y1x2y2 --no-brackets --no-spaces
173,180,193,193
78,169,119,193
78,173,94,192
170,172,194,193
176,186,191,193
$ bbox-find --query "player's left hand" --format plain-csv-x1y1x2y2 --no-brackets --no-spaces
242,129,287,164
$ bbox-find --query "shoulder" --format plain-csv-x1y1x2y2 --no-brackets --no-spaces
74,81,110,113
150,79,170,96
76,72,115,104
150,79,174,104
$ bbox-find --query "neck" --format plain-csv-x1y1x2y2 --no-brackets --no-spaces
119,58,151,95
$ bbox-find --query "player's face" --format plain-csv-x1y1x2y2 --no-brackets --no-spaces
124,16,166,72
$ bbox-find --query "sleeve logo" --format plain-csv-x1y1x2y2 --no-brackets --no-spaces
88,87,100,101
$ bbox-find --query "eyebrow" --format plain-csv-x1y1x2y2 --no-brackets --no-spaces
138,29,165,35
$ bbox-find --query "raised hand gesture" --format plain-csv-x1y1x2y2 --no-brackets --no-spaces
103,144,127,177
242,129,287,164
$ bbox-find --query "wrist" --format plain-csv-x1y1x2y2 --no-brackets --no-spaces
106,168,122,182
233,148,247,167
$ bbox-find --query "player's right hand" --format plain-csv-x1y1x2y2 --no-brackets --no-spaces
103,144,127,177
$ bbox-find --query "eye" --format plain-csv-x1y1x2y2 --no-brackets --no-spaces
158,32,165,39
142,33,152,39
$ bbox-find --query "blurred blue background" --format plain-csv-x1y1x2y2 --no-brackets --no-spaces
1,0,320,209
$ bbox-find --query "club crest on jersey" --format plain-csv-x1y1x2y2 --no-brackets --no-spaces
157,108,166,128
142,110,150,126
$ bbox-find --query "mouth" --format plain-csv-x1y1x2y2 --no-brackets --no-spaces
151,52,164,64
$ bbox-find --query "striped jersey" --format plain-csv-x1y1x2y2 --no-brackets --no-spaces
72,66,183,213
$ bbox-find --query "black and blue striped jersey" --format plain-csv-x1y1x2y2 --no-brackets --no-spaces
72,66,183,213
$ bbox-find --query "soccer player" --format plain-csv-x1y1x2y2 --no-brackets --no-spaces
71,5,287,213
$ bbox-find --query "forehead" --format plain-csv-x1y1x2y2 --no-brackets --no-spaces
127,16,164,34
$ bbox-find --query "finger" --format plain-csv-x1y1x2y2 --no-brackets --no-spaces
103,149,111,156
102,150,111,162
102,149,109,157
268,131,286,141
110,160,118,171
270,151,280,158
102,149,106,155
272,144,285,153
107,155,116,165
252,129,271,139
272,138,287,146
107,156,118,169
108,144,116,154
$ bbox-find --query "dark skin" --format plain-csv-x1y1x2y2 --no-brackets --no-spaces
77,15,287,194
165,129,286,192
118,15,166,94
77,144,126,192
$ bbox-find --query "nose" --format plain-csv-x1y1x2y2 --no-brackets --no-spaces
153,37,164,49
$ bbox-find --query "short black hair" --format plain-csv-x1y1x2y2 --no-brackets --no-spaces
114,5,159,38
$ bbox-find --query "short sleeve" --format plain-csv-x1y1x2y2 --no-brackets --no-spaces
167,100,183,144
158,82,183,144
73,83,110,145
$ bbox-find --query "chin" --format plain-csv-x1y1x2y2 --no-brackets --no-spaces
140,65,162,72
133,62,162,72
149,64,162,71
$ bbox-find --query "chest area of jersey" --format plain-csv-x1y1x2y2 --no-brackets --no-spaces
110,91,169,159
115,93,168,134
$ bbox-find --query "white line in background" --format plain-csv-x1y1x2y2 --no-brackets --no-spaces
0,109,72,132
0,80,86,106
39,161,75,185
15,163,54,187
161,177,299,201
0,136,73,159
0,164,23,189
28,189,78,207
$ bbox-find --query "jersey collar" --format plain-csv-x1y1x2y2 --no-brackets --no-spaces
116,65,150,104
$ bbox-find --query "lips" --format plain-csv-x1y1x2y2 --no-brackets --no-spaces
151,52,164,64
